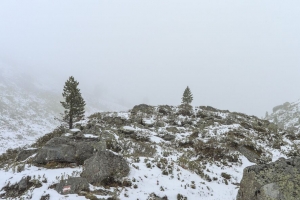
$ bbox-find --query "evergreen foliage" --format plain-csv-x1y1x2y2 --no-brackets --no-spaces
181,86,193,105
60,76,86,129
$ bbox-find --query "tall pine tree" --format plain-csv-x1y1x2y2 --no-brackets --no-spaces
60,76,86,129
182,86,193,105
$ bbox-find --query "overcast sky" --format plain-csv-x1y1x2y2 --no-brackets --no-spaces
0,1,300,117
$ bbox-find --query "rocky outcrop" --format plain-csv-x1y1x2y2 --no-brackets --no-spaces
55,177,89,194
33,136,99,165
131,104,154,115
81,150,130,185
237,157,300,200
102,116,126,127
158,105,172,115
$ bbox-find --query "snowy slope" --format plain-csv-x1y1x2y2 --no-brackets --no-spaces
0,66,61,154
0,65,130,154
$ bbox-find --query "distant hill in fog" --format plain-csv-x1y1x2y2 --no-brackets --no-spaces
265,99,300,135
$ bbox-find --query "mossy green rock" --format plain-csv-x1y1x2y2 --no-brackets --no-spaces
237,157,300,200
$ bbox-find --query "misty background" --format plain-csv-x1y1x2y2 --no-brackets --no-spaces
1,1,300,117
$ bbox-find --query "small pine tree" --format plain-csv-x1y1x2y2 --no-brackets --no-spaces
265,111,269,118
181,86,193,105
60,76,86,129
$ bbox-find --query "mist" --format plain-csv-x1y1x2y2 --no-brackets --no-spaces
0,0,300,117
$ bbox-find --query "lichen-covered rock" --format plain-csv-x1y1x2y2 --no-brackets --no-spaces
55,177,89,194
81,150,129,185
237,157,300,200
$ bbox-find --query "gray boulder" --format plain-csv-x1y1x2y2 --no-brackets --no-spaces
16,148,38,161
34,137,97,165
237,145,260,164
163,134,176,141
81,151,130,185
166,127,179,133
237,157,300,200
55,177,89,194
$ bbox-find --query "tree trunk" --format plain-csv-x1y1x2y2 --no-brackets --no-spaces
69,116,73,129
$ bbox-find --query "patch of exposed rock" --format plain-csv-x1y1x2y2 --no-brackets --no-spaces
237,157,300,200
81,150,130,185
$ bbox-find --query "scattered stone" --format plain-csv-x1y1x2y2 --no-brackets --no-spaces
40,194,50,200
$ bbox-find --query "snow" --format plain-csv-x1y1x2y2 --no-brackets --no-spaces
70,129,81,133
83,134,98,138
0,165,84,200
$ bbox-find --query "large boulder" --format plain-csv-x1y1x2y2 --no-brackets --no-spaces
81,151,130,185
33,137,98,165
55,177,89,194
158,105,173,115
237,157,300,200
131,104,154,115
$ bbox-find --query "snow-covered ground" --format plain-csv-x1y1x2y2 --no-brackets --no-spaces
1,105,295,200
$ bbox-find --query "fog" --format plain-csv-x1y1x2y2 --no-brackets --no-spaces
0,1,300,117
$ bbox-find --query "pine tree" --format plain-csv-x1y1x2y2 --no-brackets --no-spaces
265,111,269,118
181,86,193,105
60,76,86,129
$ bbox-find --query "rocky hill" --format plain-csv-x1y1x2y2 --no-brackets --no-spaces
266,100,300,135
0,104,299,199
